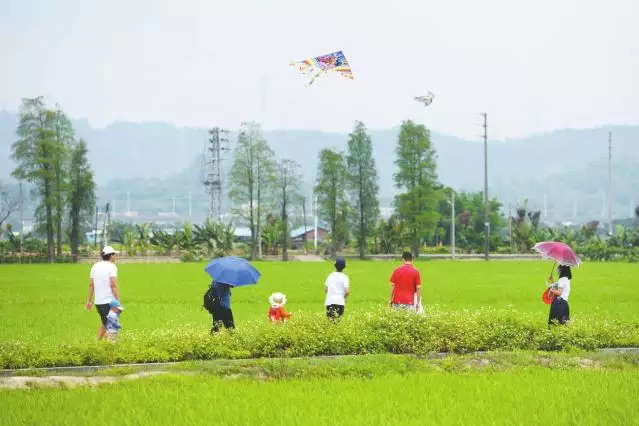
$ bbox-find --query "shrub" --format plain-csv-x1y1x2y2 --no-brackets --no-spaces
1,308,638,369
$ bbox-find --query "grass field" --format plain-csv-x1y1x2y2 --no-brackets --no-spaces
1,260,638,344
2,260,639,425
3,353,639,425
0,260,638,368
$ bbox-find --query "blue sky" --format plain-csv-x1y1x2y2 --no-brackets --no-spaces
1,0,637,139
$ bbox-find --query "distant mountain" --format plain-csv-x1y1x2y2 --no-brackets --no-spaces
1,110,638,222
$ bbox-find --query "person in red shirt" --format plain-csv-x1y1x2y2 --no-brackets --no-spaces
389,251,422,311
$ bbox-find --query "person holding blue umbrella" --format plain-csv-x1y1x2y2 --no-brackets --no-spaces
209,281,234,333
204,256,261,334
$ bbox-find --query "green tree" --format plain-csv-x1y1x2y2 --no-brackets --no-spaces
373,215,406,254
346,121,379,258
261,213,282,255
0,181,19,230
315,149,348,258
67,139,96,259
10,97,57,262
510,199,541,253
229,122,276,260
254,138,277,258
276,158,302,261
51,106,73,256
455,191,504,253
393,120,439,257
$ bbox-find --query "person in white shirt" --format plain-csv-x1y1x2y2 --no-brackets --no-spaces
548,264,571,326
324,257,350,320
85,246,121,340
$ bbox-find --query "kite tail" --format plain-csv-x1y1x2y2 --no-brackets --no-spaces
305,70,322,87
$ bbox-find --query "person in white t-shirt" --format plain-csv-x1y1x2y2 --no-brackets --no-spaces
548,264,572,326
324,257,350,320
85,246,121,340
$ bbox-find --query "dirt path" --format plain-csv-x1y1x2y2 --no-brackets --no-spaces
293,254,326,262
0,371,167,389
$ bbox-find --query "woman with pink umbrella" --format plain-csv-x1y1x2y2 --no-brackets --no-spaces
533,241,580,326
546,265,572,325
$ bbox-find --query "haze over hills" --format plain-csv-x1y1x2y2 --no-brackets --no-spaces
1,110,638,223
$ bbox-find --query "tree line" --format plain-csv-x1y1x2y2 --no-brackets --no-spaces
2,98,638,263
4,97,96,262
227,119,510,260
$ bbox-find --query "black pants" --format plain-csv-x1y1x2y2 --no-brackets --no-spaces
95,303,110,327
211,306,235,333
326,304,345,320
548,297,570,326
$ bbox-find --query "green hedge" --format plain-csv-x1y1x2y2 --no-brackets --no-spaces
2,308,638,369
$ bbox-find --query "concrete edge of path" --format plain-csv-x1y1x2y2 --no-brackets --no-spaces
2,348,639,377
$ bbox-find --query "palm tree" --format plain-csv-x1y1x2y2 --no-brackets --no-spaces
151,230,178,256
112,226,137,255
194,219,235,257
139,224,153,254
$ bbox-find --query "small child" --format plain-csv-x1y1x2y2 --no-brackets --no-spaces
268,292,292,323
105,299,124,341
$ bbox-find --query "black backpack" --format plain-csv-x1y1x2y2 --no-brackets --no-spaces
203,284,221,314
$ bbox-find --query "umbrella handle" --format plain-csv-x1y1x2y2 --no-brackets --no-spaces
547,261,556,283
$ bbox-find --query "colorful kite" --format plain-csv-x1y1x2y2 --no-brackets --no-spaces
415,92,435,106
290,51,354,86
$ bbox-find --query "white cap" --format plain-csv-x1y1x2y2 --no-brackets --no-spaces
101,245,119,255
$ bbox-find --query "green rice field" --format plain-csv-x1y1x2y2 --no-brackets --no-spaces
2,353,639,425
1,260,638,344
2,260,639,425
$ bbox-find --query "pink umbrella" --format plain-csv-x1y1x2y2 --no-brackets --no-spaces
533,241,581,267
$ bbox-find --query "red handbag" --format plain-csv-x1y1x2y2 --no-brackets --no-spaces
542,287,556,304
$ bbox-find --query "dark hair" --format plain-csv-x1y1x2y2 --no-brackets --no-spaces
101,253,113,261
335,258,346,272
402,251,413,262
558,265,572,279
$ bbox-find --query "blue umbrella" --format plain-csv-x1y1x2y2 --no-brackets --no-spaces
204,256,261,287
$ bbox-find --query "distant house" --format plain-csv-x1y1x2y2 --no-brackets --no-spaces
233,226,252,243
290,226,329,249
232,225,329,248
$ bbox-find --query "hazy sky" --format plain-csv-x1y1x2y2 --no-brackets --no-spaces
1,0,637,139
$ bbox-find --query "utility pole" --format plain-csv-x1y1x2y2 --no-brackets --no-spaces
302,196,309,254
205,127,230,222
449,191,456,259
19,182,24,260
94,205,99,248
607,132,613,235
313,194,318,252
481,113,489,260
508,204,513,252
